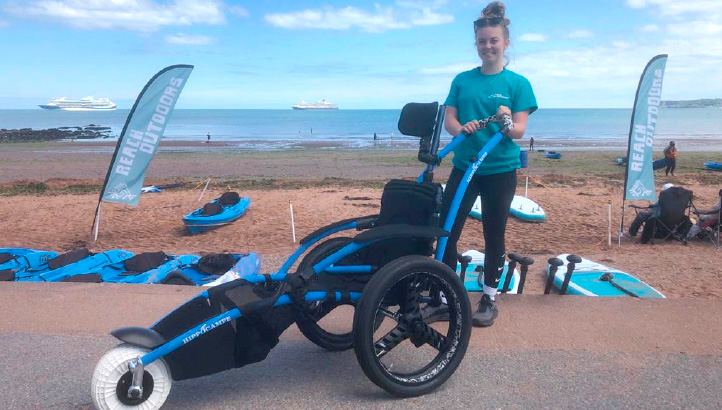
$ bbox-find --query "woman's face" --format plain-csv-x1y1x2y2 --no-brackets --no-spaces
475,25,508,66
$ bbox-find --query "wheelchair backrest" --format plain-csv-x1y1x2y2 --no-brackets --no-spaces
378,179,442,227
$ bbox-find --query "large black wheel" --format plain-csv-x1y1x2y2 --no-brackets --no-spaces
295,237,356,352
353,255,471,397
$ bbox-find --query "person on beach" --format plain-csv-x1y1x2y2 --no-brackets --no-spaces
664,141,677,176
207,132,211,143
529,136,534,150
687,189,721,239
437,1,536,327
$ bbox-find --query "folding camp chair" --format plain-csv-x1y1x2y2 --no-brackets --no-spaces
693,189,722,248
631,186,694,244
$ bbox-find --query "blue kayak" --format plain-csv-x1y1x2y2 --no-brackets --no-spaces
183,192,251,234
546,254,665,298
61,252,200,284
19,249,134,282
0,249,59,281
545,151,562,159
457,250,519,294
704,161,722,171
162,253,251,285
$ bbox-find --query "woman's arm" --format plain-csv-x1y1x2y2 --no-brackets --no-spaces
445,106,487,136
496,105,530,140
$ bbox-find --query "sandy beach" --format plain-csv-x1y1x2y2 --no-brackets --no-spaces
1,141,720,299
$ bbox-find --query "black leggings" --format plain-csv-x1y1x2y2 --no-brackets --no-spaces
665,158,676,175
440,167,516,288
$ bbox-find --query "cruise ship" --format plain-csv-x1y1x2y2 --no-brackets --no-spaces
292,99,338,110
39,96,117,111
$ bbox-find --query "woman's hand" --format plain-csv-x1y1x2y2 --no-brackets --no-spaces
496,105,512,120
459,120,482,135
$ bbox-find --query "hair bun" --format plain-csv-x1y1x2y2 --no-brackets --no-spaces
482,1,505,19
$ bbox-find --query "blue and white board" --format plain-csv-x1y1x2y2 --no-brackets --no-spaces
457,250,519,294
468,195,545,222
546,254,665,298
509,196,546,222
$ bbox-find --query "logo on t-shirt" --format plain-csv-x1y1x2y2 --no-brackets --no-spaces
487,93,510,101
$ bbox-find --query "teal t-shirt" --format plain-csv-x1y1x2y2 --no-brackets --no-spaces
444,68,537,175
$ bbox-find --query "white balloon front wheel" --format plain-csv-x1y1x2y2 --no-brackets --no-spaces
91,344,172,410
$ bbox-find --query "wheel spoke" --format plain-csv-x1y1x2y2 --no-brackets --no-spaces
378,305,400,321
421,324,447,351
402,275,425,315
374,324,409,359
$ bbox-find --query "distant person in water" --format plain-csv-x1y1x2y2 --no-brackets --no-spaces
373,132,378,140
664,141,677,176
529,136,534,150
206,132,211,143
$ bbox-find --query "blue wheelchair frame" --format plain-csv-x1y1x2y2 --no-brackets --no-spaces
134,106,509,370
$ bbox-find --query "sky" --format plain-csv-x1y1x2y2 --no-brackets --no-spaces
0,0,721,109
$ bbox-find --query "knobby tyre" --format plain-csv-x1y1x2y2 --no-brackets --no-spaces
353,255,471,397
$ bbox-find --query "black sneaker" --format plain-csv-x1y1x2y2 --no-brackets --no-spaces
472,294,498,327
420,304,450,323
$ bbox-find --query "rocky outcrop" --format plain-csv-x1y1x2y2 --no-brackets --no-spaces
0,126,114,143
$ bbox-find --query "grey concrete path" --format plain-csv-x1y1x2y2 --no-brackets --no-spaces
1,282,721,409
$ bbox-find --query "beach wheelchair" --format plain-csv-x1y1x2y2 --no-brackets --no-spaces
91,102,514,409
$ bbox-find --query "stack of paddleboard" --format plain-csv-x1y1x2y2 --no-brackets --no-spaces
441,185,545,222
470,195,546,222
0,247,259,286
456,250,520,294
545,254,665,298
183,191,251,234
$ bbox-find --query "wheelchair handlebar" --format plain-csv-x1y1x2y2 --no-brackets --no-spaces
463,114,514,136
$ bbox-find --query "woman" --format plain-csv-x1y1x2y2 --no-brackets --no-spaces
441,1,536,327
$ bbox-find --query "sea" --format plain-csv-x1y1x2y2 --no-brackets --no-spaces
1,107,721,151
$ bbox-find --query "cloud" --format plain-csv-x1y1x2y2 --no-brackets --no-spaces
518,33,547,42
0,19,9,28
165,33,215,45
228,5,249,18
568,29,593,39
264,2,453,33
626,0,722,16
638,24,659,32
4,0,226,32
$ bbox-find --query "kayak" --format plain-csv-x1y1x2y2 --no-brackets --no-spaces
0,249,59,281
183,192,251,234
19,249,134,282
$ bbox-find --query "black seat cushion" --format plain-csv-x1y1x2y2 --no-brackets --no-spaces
124,251,167,273
0,253,15,264
200,203,223,216
47,248,91,270
219,192,240,206
196,253,238,275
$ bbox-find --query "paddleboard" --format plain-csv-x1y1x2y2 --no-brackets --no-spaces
456,250,519,294
509,195,546,222
468,195,545,222
546,254,665,298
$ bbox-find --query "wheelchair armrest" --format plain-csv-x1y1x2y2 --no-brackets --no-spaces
299,215,379,245
353,224,449,243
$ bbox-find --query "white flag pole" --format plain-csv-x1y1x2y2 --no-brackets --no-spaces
198,178,211,202
525,176,529,197
289,200,297,243
92,203,101,242
608,200,612,247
